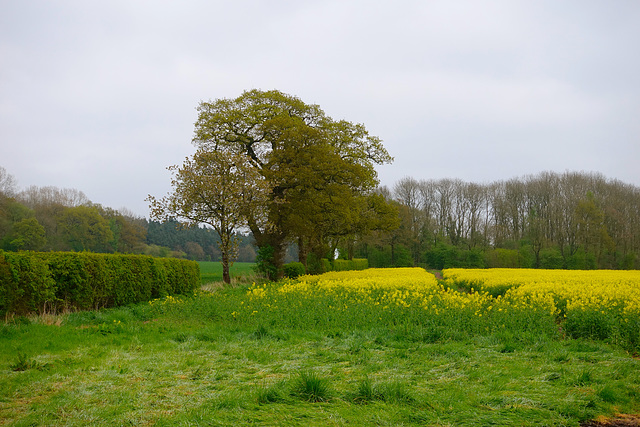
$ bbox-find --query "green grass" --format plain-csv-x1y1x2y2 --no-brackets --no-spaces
198,261,257,285
1,283,639,425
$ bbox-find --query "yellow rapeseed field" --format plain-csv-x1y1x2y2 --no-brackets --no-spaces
443,268,640,317
228,267,639,349
241,268,558,337
443,268,640,348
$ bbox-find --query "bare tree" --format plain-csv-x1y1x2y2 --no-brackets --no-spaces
19,186,89,208
0,166,18,196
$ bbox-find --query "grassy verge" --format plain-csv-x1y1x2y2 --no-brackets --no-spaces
1,284,638,426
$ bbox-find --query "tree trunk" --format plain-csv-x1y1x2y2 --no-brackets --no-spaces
221,254,231,284
251,223,287,281
298,236,310,267
272,239,286,279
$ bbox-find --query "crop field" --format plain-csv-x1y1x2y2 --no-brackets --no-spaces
443,268,640,352
1,268,639,426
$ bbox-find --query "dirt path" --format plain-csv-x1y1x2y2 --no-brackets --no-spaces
429,270,443,280
581,415,640,426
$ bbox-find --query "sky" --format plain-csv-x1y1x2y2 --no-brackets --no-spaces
1,0,639,217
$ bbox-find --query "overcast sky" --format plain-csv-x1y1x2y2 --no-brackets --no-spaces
1,0,639,217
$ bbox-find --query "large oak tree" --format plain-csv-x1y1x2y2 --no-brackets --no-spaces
192,89,393,278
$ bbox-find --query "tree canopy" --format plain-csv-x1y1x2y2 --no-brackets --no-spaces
148,149,269,283
192,89,393,278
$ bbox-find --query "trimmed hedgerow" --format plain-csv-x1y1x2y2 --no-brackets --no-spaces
0,250,199,316
0,251,56,316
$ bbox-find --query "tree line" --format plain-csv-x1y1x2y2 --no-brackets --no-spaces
358,171,640,270
148,89,640,280
0,167,256,261
5,87,639,275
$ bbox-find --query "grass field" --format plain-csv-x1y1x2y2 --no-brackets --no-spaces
1,268,639,426
198,261,257,285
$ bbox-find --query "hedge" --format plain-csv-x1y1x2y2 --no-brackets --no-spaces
284,258,369,278
332,258,368,271
0,250,200,316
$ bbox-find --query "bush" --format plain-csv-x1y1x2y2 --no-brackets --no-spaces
255,246,278,280
0,251,200,316
424,244,485,269
367,246,392,268
302,257,370,275
332,259,368,271
393,245,413,267
306,253,327,275
539,247,564,269
283,262,306,278
485,248,521,268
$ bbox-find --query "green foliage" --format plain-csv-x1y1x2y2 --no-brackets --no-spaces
620,252,637,269
423,244,486,269
332,258,368,271
485,248,519,268
283,262,306,278
57,206,114,252
393,244,413,267
539,247,564,269
255,245,278,280
366,245,393,268
5,217,46,251
192,89,393,277
566,248,597,270
0,250,56,316
484,247,534,268
360,171,640,272
363,245,414,268
305,252,327,275
301,257,369,275
0,251,199,316
147,150,269,284
322,258,333,273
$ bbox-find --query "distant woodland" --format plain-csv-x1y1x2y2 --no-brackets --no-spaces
1,167,639,270
0,168,256,262
366,171,640,270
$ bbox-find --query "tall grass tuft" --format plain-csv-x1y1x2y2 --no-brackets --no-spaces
292,370,332,402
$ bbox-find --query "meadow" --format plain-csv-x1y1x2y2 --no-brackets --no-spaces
1,267,639,426
198,261,257,285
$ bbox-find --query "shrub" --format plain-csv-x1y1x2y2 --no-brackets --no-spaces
255,246,278,280
306,253,327,275
367,246,392,268
283,262,306,279
332,258,369,271
539,247,564,269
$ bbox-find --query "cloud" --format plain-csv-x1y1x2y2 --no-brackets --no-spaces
1,0,639,216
